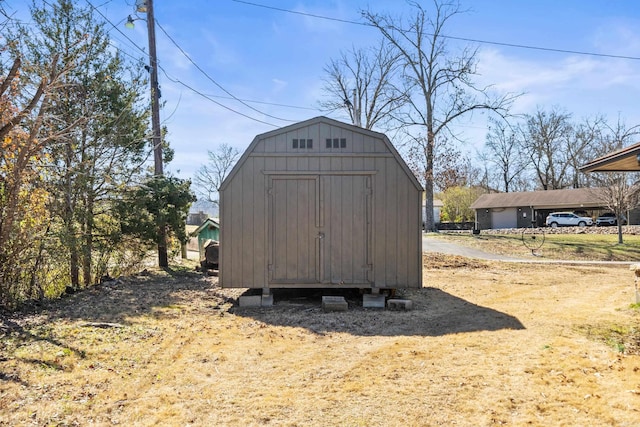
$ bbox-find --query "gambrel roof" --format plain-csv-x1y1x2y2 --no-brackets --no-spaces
219,116,423,192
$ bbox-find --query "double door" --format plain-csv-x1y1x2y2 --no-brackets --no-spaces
268,174,371,286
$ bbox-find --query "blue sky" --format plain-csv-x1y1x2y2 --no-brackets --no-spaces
6,1,640,187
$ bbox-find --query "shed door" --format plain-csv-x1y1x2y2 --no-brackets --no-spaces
269,177,319,284
268,174,372,285
320,175,371,285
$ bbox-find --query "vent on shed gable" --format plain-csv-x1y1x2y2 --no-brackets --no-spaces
292,138,313,149
325,138,347,149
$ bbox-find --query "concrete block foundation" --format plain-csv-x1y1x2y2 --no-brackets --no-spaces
322,296,348,312
387,299,413,311
363,294,386,308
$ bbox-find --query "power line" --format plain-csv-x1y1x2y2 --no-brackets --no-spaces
155,19,297,123
232,0,367,27
159,67,279,127
198,94,319,112
232,0,640,62
105,36,307,123
107,37,317,115
87,0,289,126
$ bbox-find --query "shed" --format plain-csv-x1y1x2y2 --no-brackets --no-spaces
191,217,220,260
219,116,423,294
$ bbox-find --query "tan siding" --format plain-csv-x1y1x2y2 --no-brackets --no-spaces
230,175,243,286
319,122,331,153
373,156,386,286
240,159,251,285
308,154,319,171
352,129,365,153
253,136,265,153
384,157,398,286
275,155,287,172
218,190,227,286
274,132,287,153
297,155,309,172
396,168,409,285
220,117,422,290
286,155,296,171
253,156,267,286
285,180,297,278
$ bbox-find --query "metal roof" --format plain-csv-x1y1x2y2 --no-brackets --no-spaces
470,188,604,210
580,141,640,172
191,217,220,236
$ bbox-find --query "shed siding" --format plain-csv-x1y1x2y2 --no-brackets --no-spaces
220,118,422,289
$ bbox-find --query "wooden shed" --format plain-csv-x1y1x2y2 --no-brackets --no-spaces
219,116,423,296
191,217,220,260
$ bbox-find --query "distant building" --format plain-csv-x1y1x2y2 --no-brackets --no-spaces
187,211,209,226
470,188,636,229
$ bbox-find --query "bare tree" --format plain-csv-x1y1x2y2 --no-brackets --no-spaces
193,143,240,208
405,133,477,193
587,118,640,244
482,117,528,192
591,175,640,244
320,40,404,130
362,0,515,231
566,116,606,188
519,107,574,190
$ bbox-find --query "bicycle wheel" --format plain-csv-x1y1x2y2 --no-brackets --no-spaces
522,227,545,251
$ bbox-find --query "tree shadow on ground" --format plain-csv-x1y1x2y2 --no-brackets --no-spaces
235,287,525,337
0,268,215,385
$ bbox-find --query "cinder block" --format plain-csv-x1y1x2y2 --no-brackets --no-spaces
322,296,348,312
239,295,262,307
261,294,274,307
387,299,413,311
363,294,386,308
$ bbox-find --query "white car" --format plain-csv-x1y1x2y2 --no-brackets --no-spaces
545,212,593,228
595,212,626,226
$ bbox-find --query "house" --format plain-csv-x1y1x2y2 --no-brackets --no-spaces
187,210,209,226
191,217,220,260
470,188,607,229
218,117,423,300
422,199,444,226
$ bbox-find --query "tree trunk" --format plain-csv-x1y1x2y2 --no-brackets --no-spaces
82,195,94,286
424,129,435,231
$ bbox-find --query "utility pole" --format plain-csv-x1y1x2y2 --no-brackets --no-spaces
344,89,361,127
146,0,168,267
130,0,167,267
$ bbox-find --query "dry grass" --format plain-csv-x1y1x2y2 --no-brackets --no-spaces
431,231,640,261
1,257,639,426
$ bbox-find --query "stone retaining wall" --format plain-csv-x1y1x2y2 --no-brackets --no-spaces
449,226,640,235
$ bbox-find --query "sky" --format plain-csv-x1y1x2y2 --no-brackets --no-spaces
5,0,640,206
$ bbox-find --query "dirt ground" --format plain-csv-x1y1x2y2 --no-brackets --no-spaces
1,255,639,426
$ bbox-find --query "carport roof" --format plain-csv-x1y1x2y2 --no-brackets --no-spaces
470,188,603,210
580,141,640,172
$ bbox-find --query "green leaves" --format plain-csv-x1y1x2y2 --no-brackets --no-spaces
117,175,196,246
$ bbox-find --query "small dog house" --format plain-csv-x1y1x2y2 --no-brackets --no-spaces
219,117,423,295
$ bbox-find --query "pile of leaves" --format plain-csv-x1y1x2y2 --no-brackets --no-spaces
423,252,490,270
